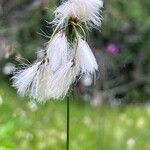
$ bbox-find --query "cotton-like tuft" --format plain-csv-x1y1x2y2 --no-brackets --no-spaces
76,36,98,74
12,59,80,102
12,0,103,101
47,32,69,72
29,60,52,102
12,60,52,102
46,60,80,100
52,0,103,29
12,63,39,96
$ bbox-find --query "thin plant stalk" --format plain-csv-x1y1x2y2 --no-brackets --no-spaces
66,96,70,150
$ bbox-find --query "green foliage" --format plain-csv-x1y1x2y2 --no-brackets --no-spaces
0,78,150,150
100,0,150,101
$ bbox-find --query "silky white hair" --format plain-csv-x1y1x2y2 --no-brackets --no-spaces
12,60,51,101
47,32,69,72
12,0,103,102
46,60,80,100
12,59,80,102
76,36,98,74
52,0,103,29
12,63,39,96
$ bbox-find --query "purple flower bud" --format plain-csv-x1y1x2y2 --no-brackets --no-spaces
106,42,119,55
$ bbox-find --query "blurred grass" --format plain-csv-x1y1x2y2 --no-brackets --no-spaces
0,77,150,150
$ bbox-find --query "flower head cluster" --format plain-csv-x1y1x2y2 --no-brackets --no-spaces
53,0,103,29
12,0,103,102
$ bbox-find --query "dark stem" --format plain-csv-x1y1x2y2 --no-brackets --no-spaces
66,96,70,150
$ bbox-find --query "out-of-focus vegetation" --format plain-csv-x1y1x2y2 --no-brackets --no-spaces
99,0,150,103
0,0,149,104
0,77,150,150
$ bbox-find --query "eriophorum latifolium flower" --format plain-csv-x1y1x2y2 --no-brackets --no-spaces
12,0,103,102
52,0,103,29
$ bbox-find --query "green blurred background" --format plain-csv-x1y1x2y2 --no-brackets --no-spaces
0,0,150,149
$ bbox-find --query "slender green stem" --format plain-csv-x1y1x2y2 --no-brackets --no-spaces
76,24,87,40
50,23,61,42
66,97,70,150
70,21,87,40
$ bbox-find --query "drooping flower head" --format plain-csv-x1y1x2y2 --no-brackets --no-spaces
76,36,98,74
12,0,103,102
47,32,69,72
52,0,103,29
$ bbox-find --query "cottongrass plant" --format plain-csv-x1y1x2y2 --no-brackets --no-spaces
53,0,103,29
12,0,103,149
13,0,103,102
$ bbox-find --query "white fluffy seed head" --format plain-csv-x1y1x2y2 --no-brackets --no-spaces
29,60,52,102
76,36,98,75
46,60,80,100
12,59,80,102
12,59,53,102
12,0,102,102
47,32,69,72
12,63,39,96
52,0,103,29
